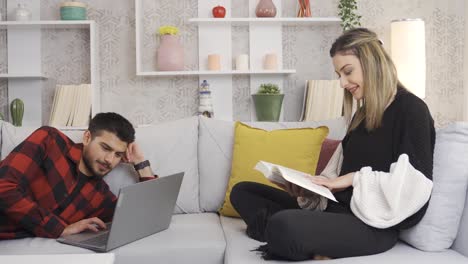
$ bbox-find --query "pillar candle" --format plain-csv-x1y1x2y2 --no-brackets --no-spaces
263,53,278,70
208,54,221,71
235,54,249,71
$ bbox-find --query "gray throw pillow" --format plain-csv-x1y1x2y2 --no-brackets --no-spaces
399,122,468,251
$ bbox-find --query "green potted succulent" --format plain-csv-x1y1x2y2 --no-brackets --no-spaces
252,83,284,121
10,98,24,127
338,0,361,31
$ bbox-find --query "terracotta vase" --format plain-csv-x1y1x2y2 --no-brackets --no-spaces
255,0,277,18
156,34,184,71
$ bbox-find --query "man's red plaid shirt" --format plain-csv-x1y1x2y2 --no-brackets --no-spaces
0,127,122,239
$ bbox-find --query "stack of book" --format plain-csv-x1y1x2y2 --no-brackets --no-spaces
49,84,92,127
300,80,344,121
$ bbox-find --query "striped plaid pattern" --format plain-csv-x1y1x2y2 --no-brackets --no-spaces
0,127,117,239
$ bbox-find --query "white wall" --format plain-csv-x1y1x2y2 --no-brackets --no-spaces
465,0,468,121
0,0,465,127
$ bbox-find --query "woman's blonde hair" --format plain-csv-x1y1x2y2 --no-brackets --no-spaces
330,28,403,132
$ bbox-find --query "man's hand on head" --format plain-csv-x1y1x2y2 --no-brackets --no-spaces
60,217,107,237
124,142,145,165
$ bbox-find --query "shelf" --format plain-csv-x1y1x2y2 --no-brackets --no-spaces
0,73,47,79
54,126,88,131
0,20,95,29
189,17,341,26
137,69,296,76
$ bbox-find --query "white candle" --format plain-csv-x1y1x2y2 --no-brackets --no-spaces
235,54,249,71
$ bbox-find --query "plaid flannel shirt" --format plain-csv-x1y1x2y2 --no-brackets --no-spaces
0,126,147,239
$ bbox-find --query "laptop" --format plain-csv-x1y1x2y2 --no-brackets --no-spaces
57,172,184,252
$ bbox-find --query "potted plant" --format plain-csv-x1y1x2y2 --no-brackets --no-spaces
338,0,361,31
252,83,284,121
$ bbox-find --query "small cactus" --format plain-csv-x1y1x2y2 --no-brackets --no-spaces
10,98,24,127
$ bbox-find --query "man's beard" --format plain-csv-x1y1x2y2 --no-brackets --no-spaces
82,150,110,178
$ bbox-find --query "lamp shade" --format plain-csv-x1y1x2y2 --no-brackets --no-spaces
391,19,426,98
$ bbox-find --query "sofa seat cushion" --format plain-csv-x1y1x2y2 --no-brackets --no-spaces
220,216,468,264
112,213,225,264
0,237,92,255
0,213,226,264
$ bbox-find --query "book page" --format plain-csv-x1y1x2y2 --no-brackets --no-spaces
254,161,286,184
276,165,337,202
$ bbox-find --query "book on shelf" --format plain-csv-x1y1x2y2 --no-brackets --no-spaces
254,161,337,202
300,80,344,122
49,84,92,127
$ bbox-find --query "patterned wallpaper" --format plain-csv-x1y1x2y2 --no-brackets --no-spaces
0,0,465,127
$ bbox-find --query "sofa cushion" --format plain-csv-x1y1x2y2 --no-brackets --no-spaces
0,254,115,264
453,185,468,257
0,236,92,255
134,117,200,213
198,117,347,213
0,122,83,160
400,122,468,251
219,122,329,217
113,213,225,264
316,138,341,175
0,213,225,264
220,216,468,264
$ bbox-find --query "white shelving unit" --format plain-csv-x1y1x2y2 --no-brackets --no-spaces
188,17,341,25
135,0,340,121
137,69,296,76
1,0,99,127
0,20,96,29
0,74,47,79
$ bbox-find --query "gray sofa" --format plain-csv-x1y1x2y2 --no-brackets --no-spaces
0,117,467,264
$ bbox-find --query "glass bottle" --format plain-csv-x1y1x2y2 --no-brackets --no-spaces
14,3,32,21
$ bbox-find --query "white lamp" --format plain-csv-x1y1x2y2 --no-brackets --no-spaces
391,19,426,98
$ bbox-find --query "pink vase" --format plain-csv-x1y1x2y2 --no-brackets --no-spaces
156,34,184,71
255,0,277,18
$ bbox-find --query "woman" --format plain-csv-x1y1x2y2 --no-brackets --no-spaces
230,28,435,261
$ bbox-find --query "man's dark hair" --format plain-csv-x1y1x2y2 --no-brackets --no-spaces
88,112,135,144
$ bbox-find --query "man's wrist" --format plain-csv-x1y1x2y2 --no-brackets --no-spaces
134,160,150,171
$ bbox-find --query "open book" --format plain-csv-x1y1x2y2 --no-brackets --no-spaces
255,161,337,202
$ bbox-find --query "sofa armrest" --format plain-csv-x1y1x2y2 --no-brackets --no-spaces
452,190,468,257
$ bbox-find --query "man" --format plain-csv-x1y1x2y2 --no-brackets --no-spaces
0,112,157,239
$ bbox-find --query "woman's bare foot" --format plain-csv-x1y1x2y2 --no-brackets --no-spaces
313,255,332,260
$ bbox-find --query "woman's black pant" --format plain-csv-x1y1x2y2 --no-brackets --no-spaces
230,181,399,261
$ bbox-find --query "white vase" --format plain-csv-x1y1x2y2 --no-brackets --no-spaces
14,4,32,21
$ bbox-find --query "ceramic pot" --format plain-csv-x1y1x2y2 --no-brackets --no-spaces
255,0,277,18
156,35,184,71
252,94,284,121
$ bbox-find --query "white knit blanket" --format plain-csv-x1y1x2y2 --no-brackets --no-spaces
351,154,433,229
298,146,433,229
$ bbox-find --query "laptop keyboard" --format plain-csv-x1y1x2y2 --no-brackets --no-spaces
81,233,109,247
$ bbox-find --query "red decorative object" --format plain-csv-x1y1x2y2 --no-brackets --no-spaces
212,5,226,18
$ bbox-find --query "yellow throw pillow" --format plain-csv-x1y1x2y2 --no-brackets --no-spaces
219,122,329,217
